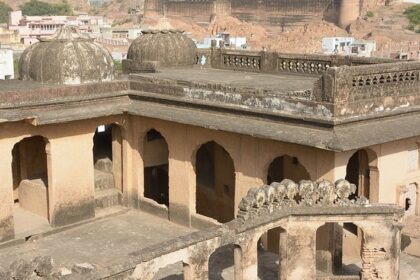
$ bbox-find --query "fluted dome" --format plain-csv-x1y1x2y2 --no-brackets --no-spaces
19,26,114,85
127,30,197,67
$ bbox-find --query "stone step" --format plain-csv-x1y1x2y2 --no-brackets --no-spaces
95,188,121,209
94,169,115,191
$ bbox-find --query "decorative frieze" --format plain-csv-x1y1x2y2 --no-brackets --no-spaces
352,70,419,87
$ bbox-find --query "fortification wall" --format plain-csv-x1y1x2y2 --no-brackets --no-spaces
144,0,364,27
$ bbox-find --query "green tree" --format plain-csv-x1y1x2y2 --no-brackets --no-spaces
0,1,12,24
404,4,420,26
21,0,72,16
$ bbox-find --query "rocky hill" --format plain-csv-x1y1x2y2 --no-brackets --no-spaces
2,0,139,18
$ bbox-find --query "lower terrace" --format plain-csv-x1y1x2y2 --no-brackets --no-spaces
0,206,418,280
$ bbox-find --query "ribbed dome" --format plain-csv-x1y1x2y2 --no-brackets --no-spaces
127,30,197,67
19,26,114,85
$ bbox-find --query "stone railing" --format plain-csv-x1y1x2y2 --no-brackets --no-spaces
321,61,420,117
223,53,261,70
103,179,403,280
210,48,395,75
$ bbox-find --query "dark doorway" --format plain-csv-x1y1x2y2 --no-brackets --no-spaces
143,129,169,207
196,141,235,223
267,155,310,184
345,150,370,200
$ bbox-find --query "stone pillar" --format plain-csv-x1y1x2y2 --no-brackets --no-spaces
210,45,222,69
120,116,139,208
234,245,243,279
167,126,195,227
48,133,95,227
236,234,259,280
332,223,343,274
112,125,123,193
369,166,380,203
260,51,277,73
285,222,320,280
358,221,403,280
0,140,15,242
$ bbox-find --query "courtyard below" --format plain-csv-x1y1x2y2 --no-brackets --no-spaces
0,207,419,279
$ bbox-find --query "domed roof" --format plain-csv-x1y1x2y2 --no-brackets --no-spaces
127,30,197,67
19,26,114,85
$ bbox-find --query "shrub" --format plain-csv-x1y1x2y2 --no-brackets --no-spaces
0,1,12,23
21,0,72,16
366,11,374,18
404,5,420,25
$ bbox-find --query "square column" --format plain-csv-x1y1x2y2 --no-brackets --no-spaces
358,221,403,280
285,222,320,280
0,141,14,242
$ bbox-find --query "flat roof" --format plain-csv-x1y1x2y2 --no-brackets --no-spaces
0,58,419,152
137,67,318,94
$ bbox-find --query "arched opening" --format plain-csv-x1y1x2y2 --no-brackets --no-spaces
404,183,417,217
208,244,236,279
344,149,377,247
196,141,235,223
143,129,169,207
258,226,287,280
265,155,309,254
93,124,123,209
345,150,370,200
267,155,310,185
316,223,362,277
11,136,51,237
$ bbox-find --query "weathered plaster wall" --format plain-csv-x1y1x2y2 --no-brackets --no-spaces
334,136,420,208
0,110,416,242
129,115,335,227
0,115,127,242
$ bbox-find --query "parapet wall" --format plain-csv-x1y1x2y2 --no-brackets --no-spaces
101,179,404,280
209,48,420,121
324,61,420,118
210,48,395,74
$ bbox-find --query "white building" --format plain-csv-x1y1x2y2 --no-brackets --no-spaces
322,37,354,55
8,10,109,45
0,48,14,80
322,37,376,57
201,32,247,49
346,40,376,58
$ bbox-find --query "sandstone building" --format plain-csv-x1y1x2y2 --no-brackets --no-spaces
0,27,416,279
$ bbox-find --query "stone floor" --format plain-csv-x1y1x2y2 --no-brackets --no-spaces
0,208,193,273
13,204,51,240
1,208,420,279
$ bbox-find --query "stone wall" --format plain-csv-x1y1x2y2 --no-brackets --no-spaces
123,179,404,280
209,48,420,120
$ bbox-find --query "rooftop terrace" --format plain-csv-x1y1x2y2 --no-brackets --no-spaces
0,50,419,151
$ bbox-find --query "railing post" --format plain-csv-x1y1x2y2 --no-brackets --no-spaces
236,235,259,280
285,222,321,280
234,244,243,279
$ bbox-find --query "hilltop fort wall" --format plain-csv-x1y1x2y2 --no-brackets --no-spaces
144,0,364,28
